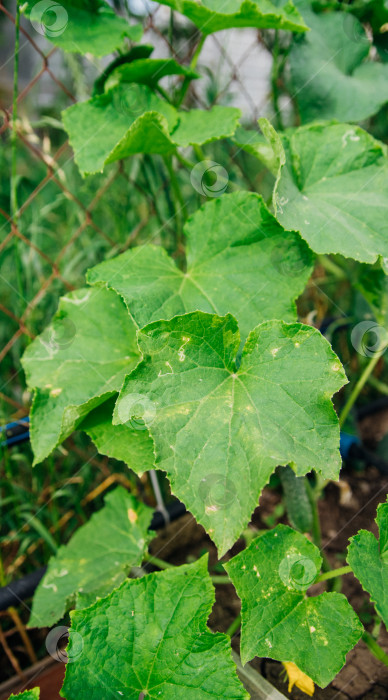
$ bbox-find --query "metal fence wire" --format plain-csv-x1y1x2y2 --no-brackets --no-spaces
0,1,274,426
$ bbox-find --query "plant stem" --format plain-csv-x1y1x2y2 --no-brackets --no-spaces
144,553,175,570
211,576,231,585
163,154,188,222
363,630,388,668
271,30,284,130
316,565,352,583
226,613,241,637
11,0,20,222
340,349,384,427
176,34,206,107
304,478,322,549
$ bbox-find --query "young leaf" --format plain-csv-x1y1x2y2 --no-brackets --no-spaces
275,122,388,262
289,6,388,123
9,691,40,700
107,58,200,89
28,487,153,628
347,498,388,627
24,0,142,57
156,0,308,34
80,396,155,472
62,85,241,175
114,312,346,555
225,525,363,687
87,192,313,341
21,287,140,465
61,557,248,700
62,84,177,176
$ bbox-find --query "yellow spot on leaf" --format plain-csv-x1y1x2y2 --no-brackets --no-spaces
128,508,138,524
282,662,314,696
50,388,62,397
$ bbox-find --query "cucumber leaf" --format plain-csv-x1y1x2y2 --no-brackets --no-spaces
156,0,308,34
275,122,388,262
114,312,346,554
234,118,285,177
87,192,313,341
61,557,248,700
28,487,153,628
80,396,155,472
9,691,40,700
107,58,199,88
347,498,388,626
21,287,140,465
62,84,241,175
25,1,142,57
289,6,388,123
225,525,363,687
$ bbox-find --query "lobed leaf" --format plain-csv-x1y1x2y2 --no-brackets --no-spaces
24,0,142,57
107,58,199,88
28,487,154,628
21,287,140,465
87,191,314,341
275,122,388,262
61,557,248,699
114,312,346,555
62,84,241,175
289,4,388,123
347,498,388,627
226,525,363,687
156,0,308,34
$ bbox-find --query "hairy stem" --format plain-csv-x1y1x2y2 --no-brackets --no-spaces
316,565,352,583
340,349,384,427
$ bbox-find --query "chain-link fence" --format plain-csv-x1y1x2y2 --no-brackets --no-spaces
0,0,275,426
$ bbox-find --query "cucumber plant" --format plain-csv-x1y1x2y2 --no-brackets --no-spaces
16,0,388,697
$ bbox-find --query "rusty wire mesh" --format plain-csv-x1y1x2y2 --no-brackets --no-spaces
0,2,274,431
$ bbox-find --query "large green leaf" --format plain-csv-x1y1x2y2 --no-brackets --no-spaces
107,58,199,89
80,396,155,472
87,192,313,341
9,691,40,700
25,1,142,57
61,557,248,700
226,525,363,687
21,287,140,465
156,0,308,34
114,312,346,555
28,487,153,628
275,122,388,262
289,5,388,123
347,498,388,627
62,84,177,176
62,84,241,175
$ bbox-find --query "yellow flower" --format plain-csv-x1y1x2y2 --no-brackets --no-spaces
282,661,315,696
